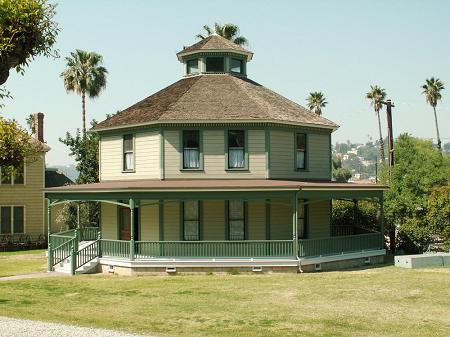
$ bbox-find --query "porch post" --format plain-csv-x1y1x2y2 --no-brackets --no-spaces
129,198,135,261
47,198,53,272
380,195,385,249
292,191,299,259
76,202,80,241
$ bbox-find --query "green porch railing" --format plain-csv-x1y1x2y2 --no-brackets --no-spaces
134,240,293,258
51,237,76,267
298,232,382,257
100,239,130,258
49,234,75,249
79,227,99,241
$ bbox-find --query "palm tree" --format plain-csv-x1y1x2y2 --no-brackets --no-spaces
422,77,445,151
196,23,248,46
366,85,387,163
61,50,108,137
306,91,328,115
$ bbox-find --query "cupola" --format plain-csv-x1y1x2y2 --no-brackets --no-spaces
176,34,253,77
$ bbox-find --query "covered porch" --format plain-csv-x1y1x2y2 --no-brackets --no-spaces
45,179,386,274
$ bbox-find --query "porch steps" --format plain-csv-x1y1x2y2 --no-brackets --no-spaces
53,240,99,275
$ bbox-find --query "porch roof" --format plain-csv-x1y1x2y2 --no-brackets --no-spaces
45,179,386,200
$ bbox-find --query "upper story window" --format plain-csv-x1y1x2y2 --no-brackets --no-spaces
227,130,246,169
123,134,134,172
186,59,199,75
0,206,24,234
230,58,243,74
228,200,245,240
183,200,200,241
0,163,24,185
205,57,224,72
183,130,200,169
295,133,307,170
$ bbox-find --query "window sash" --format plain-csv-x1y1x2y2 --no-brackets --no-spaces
183,201,200,241
187,59,199,74
13,206,24,233
230,58,243,74
123,135,134,171
205,57,224,72
228,201,245,240
295,133,306,169
296,149,305,169
0,167,12,185
183,131,200,169
228,130,245,169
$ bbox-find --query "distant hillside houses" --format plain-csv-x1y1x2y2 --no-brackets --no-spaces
333,141,378,182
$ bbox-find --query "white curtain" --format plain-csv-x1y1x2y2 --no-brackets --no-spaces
296,150,305,169
125,153,134,170
184,149,199,168
229,148,244,168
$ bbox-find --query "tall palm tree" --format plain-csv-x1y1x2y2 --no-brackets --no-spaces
196,23,248,46
422,77,445,151
61,50,108,137
306,91,328,115
366,85,387,163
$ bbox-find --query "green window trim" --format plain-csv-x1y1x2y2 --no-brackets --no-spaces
122,134,136,173
294,132,308,171
225,129,249,171
180,130,204,171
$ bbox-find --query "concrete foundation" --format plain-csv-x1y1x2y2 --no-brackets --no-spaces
395,253,450,269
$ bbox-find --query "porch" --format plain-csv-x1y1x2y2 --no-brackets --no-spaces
45,179,387,274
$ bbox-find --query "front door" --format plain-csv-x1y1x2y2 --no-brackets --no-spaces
119,207,139,241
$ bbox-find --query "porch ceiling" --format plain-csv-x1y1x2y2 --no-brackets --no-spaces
44,179,387,200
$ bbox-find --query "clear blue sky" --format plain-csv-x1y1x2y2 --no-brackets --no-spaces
2,0,450,166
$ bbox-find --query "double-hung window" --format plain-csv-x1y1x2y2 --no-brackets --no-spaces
182,130,200,169
295,133,307,170
228,200,245,240
123,134,134,171
227,130,246,169
183,201,200,241
297,200,307,239
0,206,24,234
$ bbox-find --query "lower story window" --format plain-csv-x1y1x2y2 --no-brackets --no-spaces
298,200,307,239
228,200,245,240
183,201,200,241
0,206,24,234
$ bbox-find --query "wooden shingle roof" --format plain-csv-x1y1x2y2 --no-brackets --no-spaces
177,35,253,61
93,74,338,131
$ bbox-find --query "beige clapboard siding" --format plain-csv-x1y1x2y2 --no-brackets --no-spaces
269,130,330,180
1,155,45,236
164,129,265,179
248,200,266,240
100,131,160,181
308,200,331,239
140,200,159,241
101,203,117,240
163,201,180,240
203,200,225,240
270,198,292,240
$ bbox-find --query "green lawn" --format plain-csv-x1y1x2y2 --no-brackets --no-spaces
0,249,46,277
0,265,449,337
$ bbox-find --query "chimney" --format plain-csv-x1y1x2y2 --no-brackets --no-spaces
34,112,44,143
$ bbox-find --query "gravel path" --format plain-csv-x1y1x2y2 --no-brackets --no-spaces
0,317,154,337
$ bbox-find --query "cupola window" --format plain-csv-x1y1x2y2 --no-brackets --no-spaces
205,57,224,72
230,58,243,74
186,59,199,75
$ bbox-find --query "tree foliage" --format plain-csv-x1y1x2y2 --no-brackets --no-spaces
332,200,380,233
0,116,43,175
60,49,108,137
0,0,59,85
306,91,328,115
196,23,248,46
332,155,352,182
382,134,449,252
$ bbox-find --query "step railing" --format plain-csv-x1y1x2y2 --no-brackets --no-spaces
76,240,99,271
298,232,382,257
51,237,76,267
